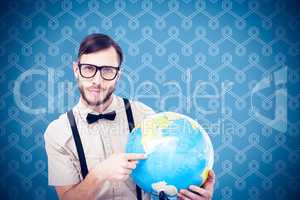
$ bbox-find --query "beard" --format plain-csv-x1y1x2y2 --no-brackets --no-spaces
78,82,115,107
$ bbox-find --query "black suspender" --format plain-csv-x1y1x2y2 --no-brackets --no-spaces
67,98,142,200
67,110,89,179
123,98,135,131
123,98,143,200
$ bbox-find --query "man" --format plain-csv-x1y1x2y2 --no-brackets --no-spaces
44,33,215,200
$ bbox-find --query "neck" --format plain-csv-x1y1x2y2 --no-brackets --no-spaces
80,95,114,113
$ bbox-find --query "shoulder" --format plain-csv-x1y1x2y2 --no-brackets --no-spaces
114,96,156,126
114,95,156,115
129,99,156,126
44,112,72,147
130,100,156,116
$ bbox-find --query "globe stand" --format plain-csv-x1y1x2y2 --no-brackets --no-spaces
158,191,168,200
150,190,177,200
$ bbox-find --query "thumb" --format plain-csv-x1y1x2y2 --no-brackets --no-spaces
203,169,215,191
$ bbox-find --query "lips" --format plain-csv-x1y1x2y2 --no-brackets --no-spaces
87,87,101,95
89,88,100,92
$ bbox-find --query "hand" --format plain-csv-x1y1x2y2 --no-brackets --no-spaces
178,170,215,200
94,153,147,181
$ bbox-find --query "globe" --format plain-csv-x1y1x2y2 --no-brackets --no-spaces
126,112,214,195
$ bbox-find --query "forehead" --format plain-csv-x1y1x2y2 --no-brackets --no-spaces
79,46,119,66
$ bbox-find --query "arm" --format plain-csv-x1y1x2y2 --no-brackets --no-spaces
55,167,104,200
55,153,146,200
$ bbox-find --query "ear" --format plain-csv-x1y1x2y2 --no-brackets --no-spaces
116,68,122,82
72,62,79,79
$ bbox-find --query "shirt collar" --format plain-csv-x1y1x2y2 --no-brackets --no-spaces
75,94,117,119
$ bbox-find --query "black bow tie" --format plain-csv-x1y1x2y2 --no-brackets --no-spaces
86,111,116,124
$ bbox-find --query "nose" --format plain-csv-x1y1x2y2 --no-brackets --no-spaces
91,69,104,85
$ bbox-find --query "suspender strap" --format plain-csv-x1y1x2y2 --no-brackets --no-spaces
123,98,135,131
123,98,143,200
67,110,89,179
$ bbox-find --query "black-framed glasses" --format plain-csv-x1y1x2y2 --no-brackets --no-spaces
78,63,120,80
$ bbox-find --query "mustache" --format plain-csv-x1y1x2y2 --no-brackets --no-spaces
87,85,103,90
76,78,102,90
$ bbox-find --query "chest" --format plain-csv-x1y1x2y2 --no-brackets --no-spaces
65,111,131,170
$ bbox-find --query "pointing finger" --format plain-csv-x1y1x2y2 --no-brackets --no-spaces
125,153,147,161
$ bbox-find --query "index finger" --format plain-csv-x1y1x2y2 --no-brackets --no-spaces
125,153,147,161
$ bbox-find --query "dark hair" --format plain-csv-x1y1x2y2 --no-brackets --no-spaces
77,33,123,66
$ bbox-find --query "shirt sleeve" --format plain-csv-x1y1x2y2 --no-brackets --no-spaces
44,118,81,186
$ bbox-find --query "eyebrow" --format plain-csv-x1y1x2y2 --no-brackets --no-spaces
78,63,119,68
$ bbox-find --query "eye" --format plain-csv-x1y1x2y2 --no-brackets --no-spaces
82,64,95,71
102,66,117,73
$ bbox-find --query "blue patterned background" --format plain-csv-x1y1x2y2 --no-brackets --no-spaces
0,0,299,199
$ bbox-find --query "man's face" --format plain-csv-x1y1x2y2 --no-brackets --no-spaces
73,47,120,106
